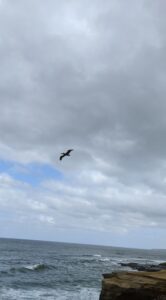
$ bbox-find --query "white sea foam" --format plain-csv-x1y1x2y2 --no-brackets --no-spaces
24,264,40,270
93,254,101,257
93,254,112,262
99,257,110,262
152,259,166,264
1,287,100,300
24,263,46,271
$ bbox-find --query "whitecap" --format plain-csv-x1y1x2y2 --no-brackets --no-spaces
24,263,46,271
99,257,110,262
93,254,101,257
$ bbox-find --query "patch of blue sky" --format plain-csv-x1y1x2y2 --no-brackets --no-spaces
0,160,63,186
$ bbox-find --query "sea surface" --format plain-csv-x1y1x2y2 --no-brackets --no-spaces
1,238,166,300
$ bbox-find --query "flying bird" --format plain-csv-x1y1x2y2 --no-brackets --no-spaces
59,149,73,161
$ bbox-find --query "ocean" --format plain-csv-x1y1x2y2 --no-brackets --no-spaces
1,238,166,300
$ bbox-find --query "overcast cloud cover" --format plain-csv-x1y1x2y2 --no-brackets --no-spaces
0,0,166,248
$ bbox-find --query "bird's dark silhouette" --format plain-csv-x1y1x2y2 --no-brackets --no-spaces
59,149,73,160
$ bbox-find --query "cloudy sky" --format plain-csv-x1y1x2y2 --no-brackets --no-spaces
0,0,166,249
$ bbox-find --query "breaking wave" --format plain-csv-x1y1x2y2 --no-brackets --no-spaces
9,263,54,273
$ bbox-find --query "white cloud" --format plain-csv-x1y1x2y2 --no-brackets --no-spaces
1,169,166,238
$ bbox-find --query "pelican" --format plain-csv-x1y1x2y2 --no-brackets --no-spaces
59,149,73,160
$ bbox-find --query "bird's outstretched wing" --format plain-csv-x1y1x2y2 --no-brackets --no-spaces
66,149,73,155
59,154,65,160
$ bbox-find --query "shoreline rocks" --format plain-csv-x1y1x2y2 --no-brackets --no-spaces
119,261,166,272
99,262,166,299
99,270,166,300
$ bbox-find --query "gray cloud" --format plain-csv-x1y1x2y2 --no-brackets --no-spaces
0,0,166,245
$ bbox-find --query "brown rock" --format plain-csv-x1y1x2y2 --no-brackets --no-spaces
99,270,166,300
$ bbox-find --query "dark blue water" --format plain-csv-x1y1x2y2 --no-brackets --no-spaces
1,238,166,299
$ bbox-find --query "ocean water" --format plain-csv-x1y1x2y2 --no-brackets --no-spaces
1,238,166,300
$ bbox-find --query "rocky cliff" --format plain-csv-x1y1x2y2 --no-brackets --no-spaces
99,270,166,300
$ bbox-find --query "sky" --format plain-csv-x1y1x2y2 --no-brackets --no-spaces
0,0,166,249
